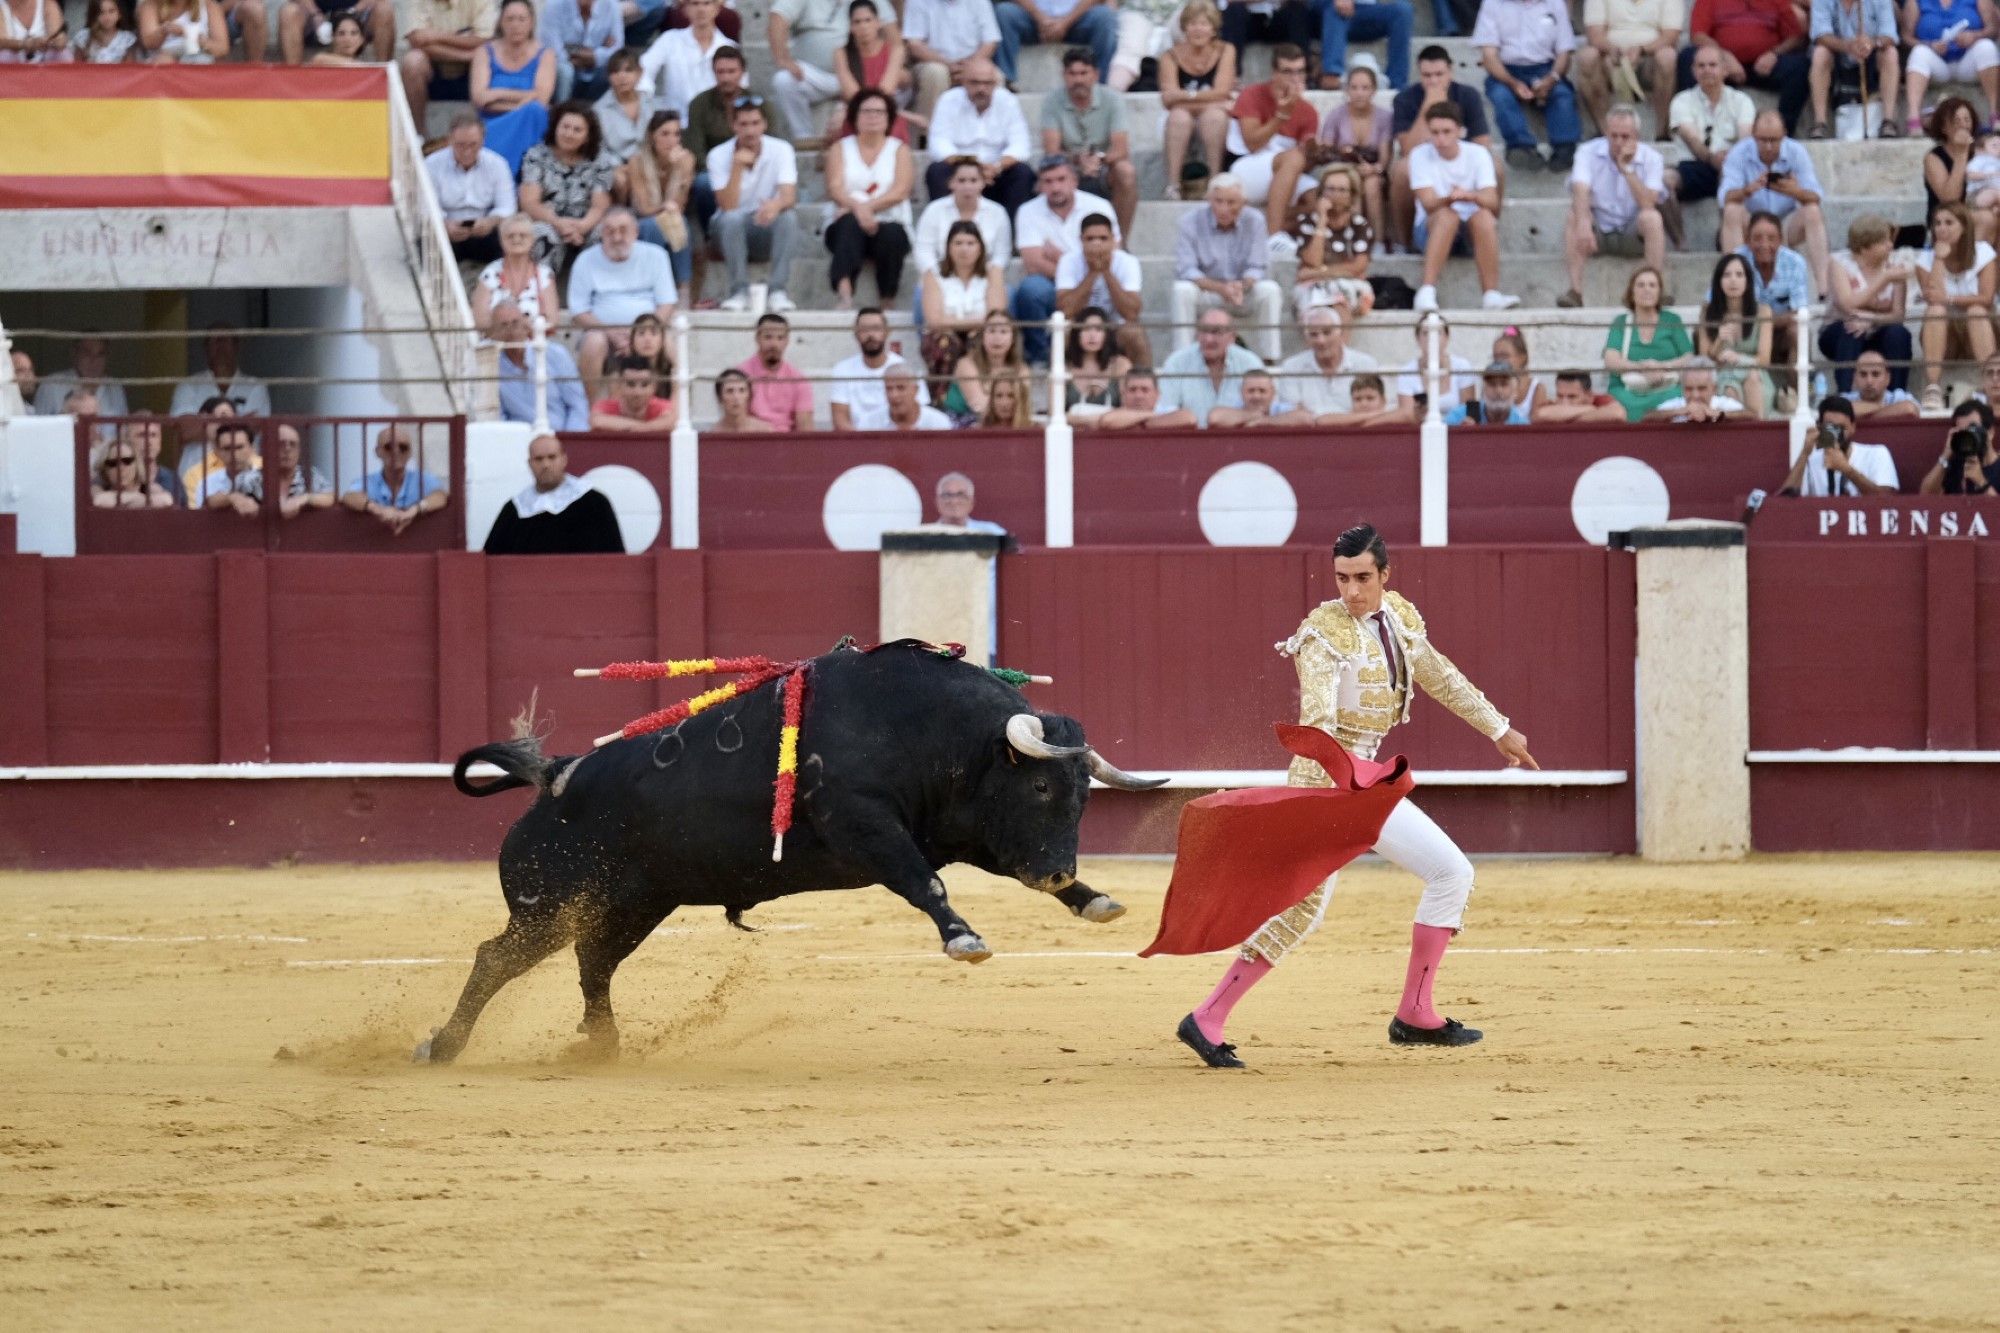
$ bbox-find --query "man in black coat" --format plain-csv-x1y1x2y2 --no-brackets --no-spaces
483,434,627,555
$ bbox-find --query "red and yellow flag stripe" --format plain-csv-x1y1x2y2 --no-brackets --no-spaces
0,67,390,208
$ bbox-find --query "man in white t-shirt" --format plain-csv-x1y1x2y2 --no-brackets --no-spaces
1560,105,1668,308
1407,101,1517,312
706,98,800,312
1276,305,1387,419
883,364,955,431
1644,358,1751,421
1781,395,1901,495
1394,316,1478,417
1054,214,1149,362
1010,154,1118,363
829,307,932,430
638,0,730,116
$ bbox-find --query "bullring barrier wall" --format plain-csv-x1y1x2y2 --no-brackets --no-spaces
5,534,1998,867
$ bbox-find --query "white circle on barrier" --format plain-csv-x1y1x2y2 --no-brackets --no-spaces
823,463,924,550
1570,456,1670,545
578,465,662,552
1197,461,1298,546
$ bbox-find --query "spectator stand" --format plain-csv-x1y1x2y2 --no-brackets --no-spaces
70,415,465,555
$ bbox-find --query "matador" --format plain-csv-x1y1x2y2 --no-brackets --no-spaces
1176,522,1539,1069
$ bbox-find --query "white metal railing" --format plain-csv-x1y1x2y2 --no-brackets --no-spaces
385,70,484,419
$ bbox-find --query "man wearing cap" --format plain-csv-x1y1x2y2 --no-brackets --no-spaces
1443,361,1533,424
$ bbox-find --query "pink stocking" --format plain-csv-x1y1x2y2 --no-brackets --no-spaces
1192,955,1272,1042
1395,924,1453,1029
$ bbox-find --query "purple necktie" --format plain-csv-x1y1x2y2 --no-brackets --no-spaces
1374,612,1401,693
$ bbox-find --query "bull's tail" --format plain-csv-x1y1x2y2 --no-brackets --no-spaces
452,739,559,798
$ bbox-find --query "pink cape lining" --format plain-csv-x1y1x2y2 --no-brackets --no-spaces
1138,725,1415,958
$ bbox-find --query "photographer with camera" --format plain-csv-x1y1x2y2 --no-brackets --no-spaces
1780,395,1902,495
1919,399,2000,494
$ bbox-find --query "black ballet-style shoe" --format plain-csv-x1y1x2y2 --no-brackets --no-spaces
1388,1016,1484,1047
1177,1013,1246,1068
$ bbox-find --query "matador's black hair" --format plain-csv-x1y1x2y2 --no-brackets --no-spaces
1333,523,1389,569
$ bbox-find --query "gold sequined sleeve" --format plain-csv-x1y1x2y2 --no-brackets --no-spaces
1287,625,1344,734
1411,639,1510,741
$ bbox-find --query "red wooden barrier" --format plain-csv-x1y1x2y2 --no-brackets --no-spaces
693,429,1046,549
1069,426,1423,547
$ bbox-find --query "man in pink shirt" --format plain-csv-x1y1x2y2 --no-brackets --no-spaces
735,311,815,431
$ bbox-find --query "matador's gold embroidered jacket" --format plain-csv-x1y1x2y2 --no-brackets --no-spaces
1276,591,1509,781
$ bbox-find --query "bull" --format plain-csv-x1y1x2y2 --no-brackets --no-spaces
415,642,1163,1063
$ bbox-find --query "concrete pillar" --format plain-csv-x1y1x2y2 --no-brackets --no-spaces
879,530,1003,665
1622,520,1750,861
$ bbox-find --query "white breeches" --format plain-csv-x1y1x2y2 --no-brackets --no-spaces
1908,40,2000,83
1239,797,1476,964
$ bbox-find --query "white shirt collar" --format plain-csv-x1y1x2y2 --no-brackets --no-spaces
514,473,588,517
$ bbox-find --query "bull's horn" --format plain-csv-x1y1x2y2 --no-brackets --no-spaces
1006,713,1088,761
1087,749,1168,790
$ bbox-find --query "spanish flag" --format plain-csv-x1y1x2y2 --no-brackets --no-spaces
0,66,390,209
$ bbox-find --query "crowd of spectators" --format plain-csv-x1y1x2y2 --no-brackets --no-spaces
22,0,2000,453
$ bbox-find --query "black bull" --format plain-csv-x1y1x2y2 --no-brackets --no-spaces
416,644,1163,1063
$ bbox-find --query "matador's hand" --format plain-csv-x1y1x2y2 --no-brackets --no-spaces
1495,728,1539,770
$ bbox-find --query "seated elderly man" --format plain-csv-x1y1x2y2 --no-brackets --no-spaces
492,302,592,431
1573,0,1680,134
1558,104,1668,308
1208,368,1315,426
233,421,333,518
484,433,627,554
341,424,452,534
1157,307,1268,425
882,364,955,430
1443,360,1533,424
425,113,517,265
570,206,679,396
1171,174,1285,360
1719,110,1831,294
1075,366,1199,429
1276,305,1386,419
1645,357,1753,420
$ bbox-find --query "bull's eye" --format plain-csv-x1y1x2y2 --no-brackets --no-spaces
1032,778,1050,795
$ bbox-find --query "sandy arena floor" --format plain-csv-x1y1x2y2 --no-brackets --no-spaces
1,854,1997,1329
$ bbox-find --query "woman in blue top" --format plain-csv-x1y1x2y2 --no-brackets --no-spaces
473,0,557,175
1903,0,2000,134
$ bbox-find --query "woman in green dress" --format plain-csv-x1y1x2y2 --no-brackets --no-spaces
1605,265,1692,422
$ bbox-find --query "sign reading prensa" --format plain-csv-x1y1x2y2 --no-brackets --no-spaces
1750,497,2000,539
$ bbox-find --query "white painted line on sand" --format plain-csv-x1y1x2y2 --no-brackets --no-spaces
25,932,313,944
286,958,471,968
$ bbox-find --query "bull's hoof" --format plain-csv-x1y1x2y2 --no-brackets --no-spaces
411,1028,443,1065
1075,894,1126,924
944,933,992,963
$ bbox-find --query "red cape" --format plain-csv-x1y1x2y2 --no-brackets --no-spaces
1138,725,1415,957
